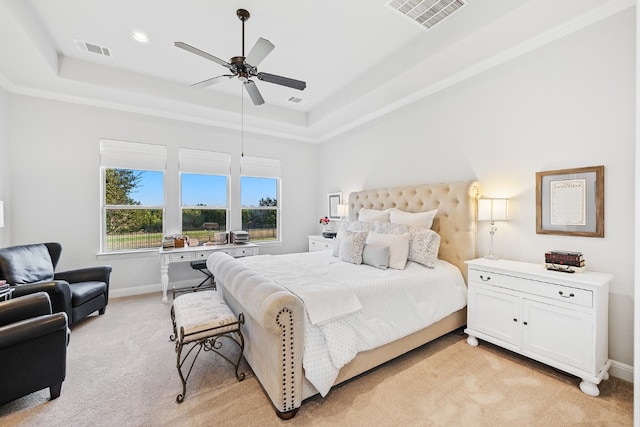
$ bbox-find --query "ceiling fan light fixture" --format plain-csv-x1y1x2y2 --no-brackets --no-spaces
174,8,306,106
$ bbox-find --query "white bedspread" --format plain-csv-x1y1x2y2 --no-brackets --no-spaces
235,254,362,325
234,251,467,397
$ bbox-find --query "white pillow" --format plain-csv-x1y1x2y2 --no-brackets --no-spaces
338,230,369,265
374,222,441,268
358,208,390,223
362,244,390,270
389,208,438,229
365,232,410,270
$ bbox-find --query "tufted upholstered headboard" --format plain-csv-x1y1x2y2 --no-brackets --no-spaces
348,181,481,284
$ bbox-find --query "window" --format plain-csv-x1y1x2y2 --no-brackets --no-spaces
240,156,281,242
179,149,230,244
100,140,167,252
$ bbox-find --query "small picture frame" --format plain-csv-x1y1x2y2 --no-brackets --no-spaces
328,192,342,220
536,165,604,237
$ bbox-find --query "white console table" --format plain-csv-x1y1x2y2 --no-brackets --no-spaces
159,243,259,303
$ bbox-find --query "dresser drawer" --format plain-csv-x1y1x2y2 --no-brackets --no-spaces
469,268,593,308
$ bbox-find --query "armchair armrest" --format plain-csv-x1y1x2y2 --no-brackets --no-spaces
54,266,112,285
0,312,68,350
11,281,72,320
0,292,52,327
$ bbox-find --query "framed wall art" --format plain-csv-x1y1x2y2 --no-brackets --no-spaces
536,165,604,237
327,192,342,220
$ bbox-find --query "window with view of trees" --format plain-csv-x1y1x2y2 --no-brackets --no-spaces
100,140,167,253
181,173,228,244
179,149,231,244
240,155,281,242
104,169,164,251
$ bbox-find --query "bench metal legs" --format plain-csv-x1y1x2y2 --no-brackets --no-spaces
170,307,245,403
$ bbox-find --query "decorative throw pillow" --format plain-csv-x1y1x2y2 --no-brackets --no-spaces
338,230,369,265
365,232,410,270
362,244,390,270
374,222,441,268
375,222,411,235
340,220,376,233
358,208,390,223
388,208,438,229
408,229,441,268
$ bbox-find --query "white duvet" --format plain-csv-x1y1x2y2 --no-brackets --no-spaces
234,251,467,397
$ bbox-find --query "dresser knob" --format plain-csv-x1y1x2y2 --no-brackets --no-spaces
523,321,528,325
513,318,517,322
480,275,491,281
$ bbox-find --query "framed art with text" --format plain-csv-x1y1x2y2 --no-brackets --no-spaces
536,165,604,237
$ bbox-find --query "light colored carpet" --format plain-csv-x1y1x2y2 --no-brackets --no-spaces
0,293,632,427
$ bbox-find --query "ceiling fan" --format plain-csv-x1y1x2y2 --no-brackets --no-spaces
175,8,306,106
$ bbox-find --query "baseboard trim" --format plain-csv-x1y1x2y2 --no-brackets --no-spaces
609,360,634,383
109,279,204,300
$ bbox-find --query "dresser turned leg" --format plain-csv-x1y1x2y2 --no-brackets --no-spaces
466,335,479,347
579,380,600,397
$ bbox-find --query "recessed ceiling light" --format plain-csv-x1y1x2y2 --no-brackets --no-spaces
131,31,150,44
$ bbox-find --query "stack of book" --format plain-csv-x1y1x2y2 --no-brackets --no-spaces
544,250,585,273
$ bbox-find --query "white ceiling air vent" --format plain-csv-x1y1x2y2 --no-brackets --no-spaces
387,0,467,30
288,96,305,104
73,39,112,58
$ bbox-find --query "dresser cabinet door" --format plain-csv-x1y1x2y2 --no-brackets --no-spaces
522,300,592,372
468,286,520,347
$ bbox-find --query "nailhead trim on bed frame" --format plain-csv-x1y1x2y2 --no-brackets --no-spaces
277,307,295,412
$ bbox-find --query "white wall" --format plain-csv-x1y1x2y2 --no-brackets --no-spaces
0,86,9,248
317,9,635,369
7,96,318,295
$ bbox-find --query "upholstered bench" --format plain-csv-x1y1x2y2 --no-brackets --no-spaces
170,290,245,403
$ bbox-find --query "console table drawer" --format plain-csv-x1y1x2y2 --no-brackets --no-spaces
169,252,196,262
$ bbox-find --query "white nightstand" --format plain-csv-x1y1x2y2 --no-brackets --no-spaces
308,235,334,252
464,258,613,397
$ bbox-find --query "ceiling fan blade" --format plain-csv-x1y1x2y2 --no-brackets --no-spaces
245,37,275,67
257,72,306,91
244,80,265,105
191,74,235,88
174,42,234,72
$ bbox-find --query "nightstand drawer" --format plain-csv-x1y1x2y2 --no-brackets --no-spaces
469,268,593,308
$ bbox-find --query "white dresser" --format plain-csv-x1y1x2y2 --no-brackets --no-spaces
308,235,334,252
464,258,613,397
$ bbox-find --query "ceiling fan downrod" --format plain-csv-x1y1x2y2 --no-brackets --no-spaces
237,9,250,58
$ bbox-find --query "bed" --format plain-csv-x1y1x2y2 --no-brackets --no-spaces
206,181,481,419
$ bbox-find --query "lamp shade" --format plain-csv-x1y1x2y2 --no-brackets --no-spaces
337,203,349,218
478,198,509,222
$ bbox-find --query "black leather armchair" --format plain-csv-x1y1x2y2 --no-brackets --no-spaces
0,292,69,405
0,243,112,325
